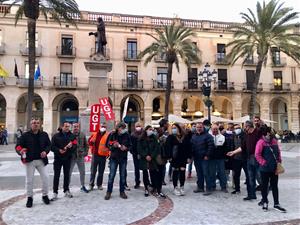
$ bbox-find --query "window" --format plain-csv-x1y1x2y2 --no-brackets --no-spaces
127,39,137,59
188,68,198,89
61,35,73,55
273,71,282,90
153,98,160,112
60,63,73,86
157,67,167,88
271,47,281,65
126,66,138,87
25,62,38,78
217,43,226,60
26,31,38,48
246,70,255,90
217,69,227,89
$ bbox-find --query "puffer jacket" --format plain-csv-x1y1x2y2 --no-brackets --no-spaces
190,132,214,160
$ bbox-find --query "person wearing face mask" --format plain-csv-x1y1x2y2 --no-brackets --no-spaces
130,122,143,189
226,124,249,194
255,126,286,213
166,123,191,196
88,123,110,191
203,119,211,133
104,122,132,200
137,125,166,198
223,123,235,186
186,123,196,178
190,122,214,195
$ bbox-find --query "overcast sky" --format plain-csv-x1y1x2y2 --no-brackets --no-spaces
77,0,300,22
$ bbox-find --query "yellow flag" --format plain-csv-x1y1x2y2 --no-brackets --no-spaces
0,64,9,77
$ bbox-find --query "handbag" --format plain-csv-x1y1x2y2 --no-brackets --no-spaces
269,146,285,175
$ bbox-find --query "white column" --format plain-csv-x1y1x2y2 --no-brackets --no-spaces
43,107,53,136
6,107,17,142
144,107,152,126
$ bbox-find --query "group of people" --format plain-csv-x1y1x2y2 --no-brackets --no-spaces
0,127,8,145
15,116,286,213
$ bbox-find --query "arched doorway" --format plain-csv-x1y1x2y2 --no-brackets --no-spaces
52,93,79,132
151,96,173,120
212,96,233,119
270,98,288,131
17,94,44,129
181,96,204,120
0,94,6,128
242,98,261,117
121,95,144,133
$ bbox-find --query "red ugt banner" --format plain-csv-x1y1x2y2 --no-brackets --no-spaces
90,104,101,132
99,97,115,121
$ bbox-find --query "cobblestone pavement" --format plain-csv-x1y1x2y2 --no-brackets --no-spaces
0,143,299,225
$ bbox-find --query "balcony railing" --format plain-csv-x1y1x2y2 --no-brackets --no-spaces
124,50,141,61
153,80,174,89
244,56,258,66
90,48,110,59
56,46,76,58
214,81,235,91
270,83,290,91
19,44,42,56
243,82,263,92
272,57,287,67
122,79,143,89
154,54,167,63
215,53,229,65
0,43,5,55
16,77,43,88
183,80,202,90
53,76,77,88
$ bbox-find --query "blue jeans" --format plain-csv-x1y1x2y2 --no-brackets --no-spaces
107,158,127,193
247,156,259,198
194,159,212,190
211,159,227,189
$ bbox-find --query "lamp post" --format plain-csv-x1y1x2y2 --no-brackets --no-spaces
198,63,217,123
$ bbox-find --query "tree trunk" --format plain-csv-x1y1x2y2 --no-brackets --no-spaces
26,18,36,130
249,59,263,120
164,62,173,119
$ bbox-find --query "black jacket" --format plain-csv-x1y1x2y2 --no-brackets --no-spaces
130,131,143,155
51,131,77,160
15,130,51,165
106,131,132,160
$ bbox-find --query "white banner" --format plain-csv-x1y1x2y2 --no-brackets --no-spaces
122,97,130,121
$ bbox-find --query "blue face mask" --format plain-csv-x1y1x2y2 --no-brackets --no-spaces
204,126,210,132
120,129,127,134
153,130,158,136
191,127,196,133
147,130,154,137
172,128,177,135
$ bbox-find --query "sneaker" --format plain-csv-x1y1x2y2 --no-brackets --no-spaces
173,187,181,196
144,190,149,197
51,193,58,201
158,192,167,198
42,195,50,205
221,188,228,193
243,196,256,201
258,200,264,206
89,185,94,191
203,190,213,196
120,192,128,199
26,197,33,208
180,187,185,196
125,186,131,191
262,203,268,212
274,205,287,213
104,192,111,200
64,191,73,198
193,187,204,193
81,186,89,193
231,190,241,194
97,185,103,190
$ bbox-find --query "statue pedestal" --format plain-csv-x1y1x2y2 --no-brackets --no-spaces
80,59,113,135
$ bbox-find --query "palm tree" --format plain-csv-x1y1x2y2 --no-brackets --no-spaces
1,0,80,129
139,23,201,119
226,0,300,119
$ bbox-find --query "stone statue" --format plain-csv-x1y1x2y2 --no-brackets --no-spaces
89,17,107,56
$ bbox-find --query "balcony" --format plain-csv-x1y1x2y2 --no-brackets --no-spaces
272,57,287,67
90,48,110,60
0,43,5,55
53,76,77,89
124,50,141,61
214,81,235,91
270,83,290,91
122,79,143,90
183,80,202,91
244,56,258,66
153,80,174,89
154,54,167,63
56,46,76,58
19,44,42,56
215,53,229,65
242,82,263,92
16,77,43,88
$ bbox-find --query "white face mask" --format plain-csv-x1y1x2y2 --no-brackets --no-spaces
136,127,142,132
100,127,106,132
235,129,241,135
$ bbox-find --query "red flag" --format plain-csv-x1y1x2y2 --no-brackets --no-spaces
99,97,115,121
90,104,101,132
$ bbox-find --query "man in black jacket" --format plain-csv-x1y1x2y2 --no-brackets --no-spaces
51,121,77,200
16,118,51,208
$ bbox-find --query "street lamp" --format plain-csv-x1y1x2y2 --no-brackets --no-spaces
198,63,217,123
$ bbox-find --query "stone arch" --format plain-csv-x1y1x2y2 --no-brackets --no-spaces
0,94,6,127
269,97,289,131
212,96,233,119
241,97,261,117
151,95,173,120
181,95,204,120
